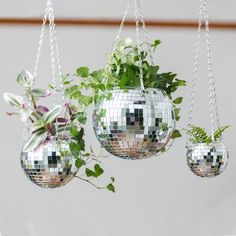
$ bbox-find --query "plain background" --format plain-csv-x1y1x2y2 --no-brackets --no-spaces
0,0,236,235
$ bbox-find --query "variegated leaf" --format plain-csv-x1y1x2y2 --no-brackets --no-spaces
3,93,24,108
17,70,33,88
43,105,62,124
23,130,48,152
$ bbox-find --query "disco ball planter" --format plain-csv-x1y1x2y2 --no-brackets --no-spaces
93,88,176,160
186,142,229,177
20,138,77,188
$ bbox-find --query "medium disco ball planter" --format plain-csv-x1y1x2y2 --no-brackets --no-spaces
20,138,77,188
93,88,176,160
187,142,229,177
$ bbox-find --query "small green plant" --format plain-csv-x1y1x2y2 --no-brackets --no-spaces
3,70,115,192
64,38,186,142
187,124,230,144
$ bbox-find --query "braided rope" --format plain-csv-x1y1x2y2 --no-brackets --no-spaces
136,0,154,65
187,0,221,145
134,0,145,91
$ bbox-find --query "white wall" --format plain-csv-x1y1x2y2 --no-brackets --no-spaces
0,1,236,236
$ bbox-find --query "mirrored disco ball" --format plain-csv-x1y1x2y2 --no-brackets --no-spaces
20,138,77,188
93,88,176,160
187,142,229,177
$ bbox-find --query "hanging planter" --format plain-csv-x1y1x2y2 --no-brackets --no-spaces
186,0,229,177
21,137,77,188
65,0,186,160
3,0,116,192
187,125,229,177
92,88,175,159
64,0,185,160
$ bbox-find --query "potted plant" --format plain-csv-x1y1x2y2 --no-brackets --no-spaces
186,124,229,177
3,70,115,191
65,38,186,160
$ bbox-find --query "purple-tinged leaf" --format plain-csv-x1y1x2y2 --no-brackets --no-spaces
65,103,72,116
6,112,18,116
36,105,49,114
56,118,68,123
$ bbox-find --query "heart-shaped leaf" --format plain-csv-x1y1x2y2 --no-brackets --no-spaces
3,93,24,108
23,130,48,152
17,70,33,88
43,105,62,124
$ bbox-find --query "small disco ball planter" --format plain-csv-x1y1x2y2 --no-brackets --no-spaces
187,142,229,177
20,138,77,188
93,88,176,160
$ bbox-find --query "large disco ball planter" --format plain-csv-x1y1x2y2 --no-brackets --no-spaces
20,138,77,188
93,88,176,160
187,142,229,177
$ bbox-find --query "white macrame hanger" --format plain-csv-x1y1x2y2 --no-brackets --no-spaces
111,0,154,92
33,0,65,103
187,0,221,146
23,0,65,141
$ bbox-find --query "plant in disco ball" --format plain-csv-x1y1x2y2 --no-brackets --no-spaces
3,70,115,191
186,124,230,177
65,38,186,159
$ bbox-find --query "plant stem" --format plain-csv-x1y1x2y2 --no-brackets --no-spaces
31,95,37,110
74,175,106,190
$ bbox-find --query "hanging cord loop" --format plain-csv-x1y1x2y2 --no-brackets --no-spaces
111,0,152,92
202,0,221,141
33,0,65,103
134,0,145,92
24,0,65,142
187,0,220,146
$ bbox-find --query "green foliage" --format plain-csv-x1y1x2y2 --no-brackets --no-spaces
67,39,186,144
77,67,89,78
4,70,115,193
187,125,230,144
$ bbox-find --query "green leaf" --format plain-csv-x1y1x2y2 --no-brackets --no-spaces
94,164,104,177
77,67,89,78
107,183,115,193
110,177,115,183
3,93,24,108
85,168,97,177
75,158,86,169
31,89,50,97
16,70,33,88
173,97,183,105
43,105,62,124
23,130,48,152
85,164,104,178
171,129,182,139
214,125,230,141
151,40,161,52
174,108,181,121
77,112,87,125
70,125,79,137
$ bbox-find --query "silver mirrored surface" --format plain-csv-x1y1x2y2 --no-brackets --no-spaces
187,142,229,177
93,88,176,160
20,139,77,188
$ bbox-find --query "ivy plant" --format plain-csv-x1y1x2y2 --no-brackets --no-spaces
64,38,186,143
187,124,230,144
3,70,115,192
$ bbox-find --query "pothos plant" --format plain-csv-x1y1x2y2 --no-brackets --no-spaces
187,124,230,144
3,70,115,192
64,38,186,144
